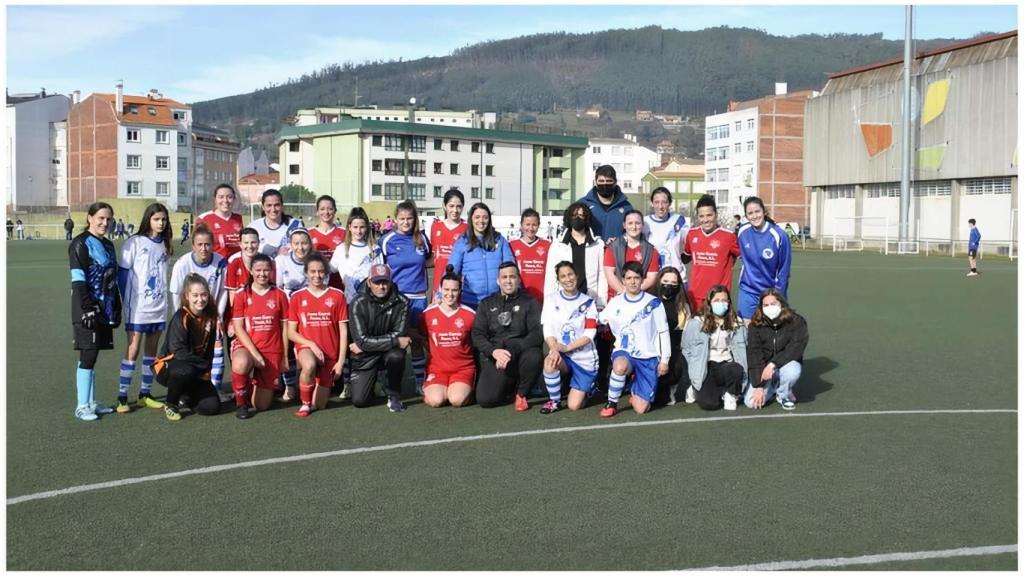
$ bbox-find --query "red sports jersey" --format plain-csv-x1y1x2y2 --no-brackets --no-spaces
421,304,476,372
602,242,660,302
683,227,740,310
232,286,289,354
288,286,349,359
196,211,244,259
510,237,551,305
308,226,347,261
225,253,277,291
430,219,467,290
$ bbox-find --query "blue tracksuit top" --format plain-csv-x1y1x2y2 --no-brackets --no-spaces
737,221,792,296
380,229,432,296
969,227,981,250
579,187,633,242
447,233,515,308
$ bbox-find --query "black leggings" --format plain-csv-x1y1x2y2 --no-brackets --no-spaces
79,349,100,370
162,361,221,415
349,348,406,408
695,361,744,411
476,347,543,408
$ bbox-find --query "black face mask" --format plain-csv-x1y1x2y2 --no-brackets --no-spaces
659,284,680,301
570,217,587,232
596,184,617,199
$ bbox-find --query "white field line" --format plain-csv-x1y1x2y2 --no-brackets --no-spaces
6,408,1016,506
695,544,1017,570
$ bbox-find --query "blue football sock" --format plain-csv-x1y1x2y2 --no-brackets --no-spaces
118,360,135,398
211,346,225,389
608,372,627,404
76,364,92,406
543,371,562,403
140,356,155,395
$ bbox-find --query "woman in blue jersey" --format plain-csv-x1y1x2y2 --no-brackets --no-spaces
116,202,173,413
379,200,432,393
447,202,515,309
736,197,792,323
69,202,122,421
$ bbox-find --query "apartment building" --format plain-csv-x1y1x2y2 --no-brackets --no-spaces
5,91,72,210
191,122,240,212
584,135,660,197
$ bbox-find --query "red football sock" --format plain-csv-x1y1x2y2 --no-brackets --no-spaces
231,372,250,407
299,382,315,406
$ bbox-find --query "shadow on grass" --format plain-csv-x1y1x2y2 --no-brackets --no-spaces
798,356,837,404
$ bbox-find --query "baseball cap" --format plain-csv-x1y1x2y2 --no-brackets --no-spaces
369,264,392,283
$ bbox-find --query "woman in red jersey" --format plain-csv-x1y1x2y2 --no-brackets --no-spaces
420,265,475,408
196,184,244,260
429,189,467,302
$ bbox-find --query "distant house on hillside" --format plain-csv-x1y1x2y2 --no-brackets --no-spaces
583,105,604,119
635,110,654,121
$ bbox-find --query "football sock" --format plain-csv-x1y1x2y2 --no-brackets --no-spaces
88,368,97,405
211,345,225,389
543,371,562,403
231,372,250,408
139,356,155,395
608,372,626,404
118,360,135,397
299,383,315,406
76,364,91,407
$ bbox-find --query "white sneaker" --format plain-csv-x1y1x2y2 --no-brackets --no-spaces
339,384,351,400
722,392,738,411
684,385,696,404
966,271,978,277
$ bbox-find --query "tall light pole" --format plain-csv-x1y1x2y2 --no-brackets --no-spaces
899,5,913,243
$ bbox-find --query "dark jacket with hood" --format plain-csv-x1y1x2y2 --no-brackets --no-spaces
579,185,633,241
348,280,409,370
746,312,809,387
471,288,543,359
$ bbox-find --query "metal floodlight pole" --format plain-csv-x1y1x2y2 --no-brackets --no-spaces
899,5,913,243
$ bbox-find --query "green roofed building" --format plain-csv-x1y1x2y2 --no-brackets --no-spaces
277,115,589,221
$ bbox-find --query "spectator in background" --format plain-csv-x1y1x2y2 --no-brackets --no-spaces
128,222,135,236
7,219,14,240
732,214,742,231
382,216,394,232
180,219,191,245
116,218,126,240
64,216,75,241
579,165,633,242
967,218,982,277
16,219,25,240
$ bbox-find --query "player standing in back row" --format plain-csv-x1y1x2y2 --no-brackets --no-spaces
682,194,740,312
735,196,791,322
510,208,551,306
196,184,244,260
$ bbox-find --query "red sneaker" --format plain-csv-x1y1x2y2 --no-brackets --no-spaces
295,404,312,418
515,395,529,412
599,402,618,418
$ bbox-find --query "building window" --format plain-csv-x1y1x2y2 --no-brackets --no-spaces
718,168,729,181
178,182,187,196
178,157,187,171
747,118,755,130
963,177,1012,195
177,133,186,145
156,182,169,196
471,164,480,176
747,141,755,152
912,180,952,197
384,135,404,151
865,183,900,198
471,187,480,199
485,165,494,177
126,129,140,143
126,181,141,196
623,180,633,190
707,126,717,141
289,164,300,175
288,141,300,152
735,121,742,132
433,186,443,198
611,146,622,156
433,162,443,175
409,136,426,153
407,184,426,200
825,186,856,200
173,111,184,120
707,171,717,183
450,140,459,152
715,190,729,205
385,159,405,176
472,141,481,153
156,156,169,170
409,160,426,177
592,146,602,154
485,187,494,199
623,163,633,172
384,183,404,200
552,148,564,157
127,155,141,169
486,143,494,154
156,130,169,144
734,142,742,154
450,163,459,175
592,163,600,171
372,135,382,147
372,159,383,172
128,104,139,114
371,184,382,197
548,190,564,200
434,138,443,150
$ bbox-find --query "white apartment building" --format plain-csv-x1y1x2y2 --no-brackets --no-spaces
704,107,759,215
5,93,72,209
294,106,497,129
584,135,660,194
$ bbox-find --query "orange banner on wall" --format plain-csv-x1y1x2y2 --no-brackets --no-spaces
859,123,893,158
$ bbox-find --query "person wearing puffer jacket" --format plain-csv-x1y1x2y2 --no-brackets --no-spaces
744,288,808,411
447,202,514,309
682,284,748,411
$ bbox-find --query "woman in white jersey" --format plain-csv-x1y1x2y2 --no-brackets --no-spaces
540,261,600,414
642,187,688,279
250,189,304,258
329,208,381,303
116,203,173,413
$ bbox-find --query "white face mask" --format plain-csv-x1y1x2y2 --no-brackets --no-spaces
763,304,782,320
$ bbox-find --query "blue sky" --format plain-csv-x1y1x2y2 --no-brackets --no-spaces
6,4,1018,104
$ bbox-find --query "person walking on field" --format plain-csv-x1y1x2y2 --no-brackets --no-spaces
967,218,981,277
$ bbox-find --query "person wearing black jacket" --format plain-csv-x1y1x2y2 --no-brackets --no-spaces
347,263,411,412
653,266,690,406
471,261,543,410
744,288,809,411
154,274,222,420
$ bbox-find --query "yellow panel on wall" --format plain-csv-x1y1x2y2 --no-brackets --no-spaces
918,144,947,170
921,79,951,126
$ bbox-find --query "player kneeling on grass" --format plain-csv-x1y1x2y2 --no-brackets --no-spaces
348,264,410,413
744,288,808,411
682,285,748,411
598,261,671,417
540,261,599,414
420,265,476,408
154,274,223,421
230,254,290,419
288,254,349,418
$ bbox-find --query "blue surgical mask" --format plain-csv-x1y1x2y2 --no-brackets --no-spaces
711,302,729,317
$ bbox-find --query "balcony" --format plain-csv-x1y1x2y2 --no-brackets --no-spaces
547,156,572,169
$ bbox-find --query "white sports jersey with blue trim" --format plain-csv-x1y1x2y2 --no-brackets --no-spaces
541,289,599,372
275,253,308,298
643,213,688,279
329,241,382,302
599,291,671,362
168,252,228,315
118,235,170,326
251,217,305,258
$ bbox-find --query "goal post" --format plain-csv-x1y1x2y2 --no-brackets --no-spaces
832,216,891,254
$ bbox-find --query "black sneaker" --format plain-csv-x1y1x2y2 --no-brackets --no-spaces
540,400,563,414
235,405,252,420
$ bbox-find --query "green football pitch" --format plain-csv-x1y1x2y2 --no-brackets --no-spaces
5,240,1018,570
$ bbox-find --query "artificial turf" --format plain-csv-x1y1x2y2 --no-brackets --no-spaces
4,240,1018,570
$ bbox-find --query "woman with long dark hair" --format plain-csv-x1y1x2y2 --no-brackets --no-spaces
195,183,244,259
744,288,808,410
682,284,748,411
735,196,792,322
447,202,514,309
652,266,690,406
251,188,304,258
429,189,467,302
